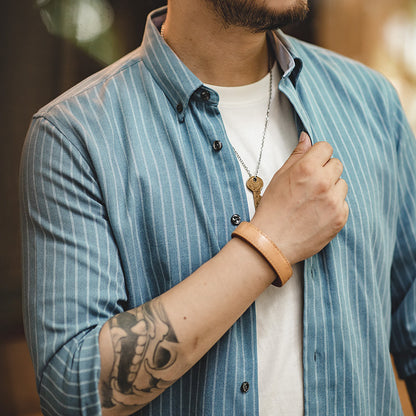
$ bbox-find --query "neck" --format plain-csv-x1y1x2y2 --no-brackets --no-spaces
163,1,271,86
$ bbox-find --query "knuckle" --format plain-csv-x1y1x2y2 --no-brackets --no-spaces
325,142,334,154
338,177,347,187
333,203,349,230
316,141,333,154
336,178,347,193
343,180,349,194
339,178,348,194
333,158,343,172
327,194,339,210
333,214,346,230
296,160,314,177
344,201,350,219
315,176,331,194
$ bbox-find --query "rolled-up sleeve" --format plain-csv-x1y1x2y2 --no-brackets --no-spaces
20,115,127,415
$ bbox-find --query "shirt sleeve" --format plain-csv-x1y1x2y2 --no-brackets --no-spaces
20,115,127,415
388,86,416,380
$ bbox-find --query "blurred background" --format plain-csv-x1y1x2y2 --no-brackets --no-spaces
1,0,415,414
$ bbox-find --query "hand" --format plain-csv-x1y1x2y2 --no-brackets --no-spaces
251,132,349,265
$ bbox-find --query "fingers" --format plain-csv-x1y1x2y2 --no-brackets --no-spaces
281,135,334,175
334,177,348,199
298,131,312,150
306,141,334,166
334,178,349,221
280,134,346,194
324,157,343,182
279,132,312,172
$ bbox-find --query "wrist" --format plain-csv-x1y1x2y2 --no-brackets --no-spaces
231,222,293,287
225,236,277,287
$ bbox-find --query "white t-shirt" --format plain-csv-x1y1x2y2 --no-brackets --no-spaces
206,64,304,415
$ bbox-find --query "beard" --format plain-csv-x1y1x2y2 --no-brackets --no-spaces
204,0,309,33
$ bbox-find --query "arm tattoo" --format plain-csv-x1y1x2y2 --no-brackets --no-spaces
101,300,179,409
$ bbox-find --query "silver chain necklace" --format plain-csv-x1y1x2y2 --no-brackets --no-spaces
161,23,272,209
232,65,273,209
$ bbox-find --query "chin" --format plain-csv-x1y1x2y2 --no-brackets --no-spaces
206,0,309,32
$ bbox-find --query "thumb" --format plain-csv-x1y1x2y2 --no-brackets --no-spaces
280,131,312,172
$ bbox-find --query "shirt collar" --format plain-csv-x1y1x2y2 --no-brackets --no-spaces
141,6,303,121
271,30,303,85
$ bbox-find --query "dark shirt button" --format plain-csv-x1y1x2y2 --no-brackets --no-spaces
201,90,211,101
176,103,183,113
231,214,241,226
212,140,223,151
240,381,249,393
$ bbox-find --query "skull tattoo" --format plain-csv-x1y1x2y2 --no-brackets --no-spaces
103,300,179,408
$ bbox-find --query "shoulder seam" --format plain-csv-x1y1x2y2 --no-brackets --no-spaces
36,53,145,117
32,115,95,170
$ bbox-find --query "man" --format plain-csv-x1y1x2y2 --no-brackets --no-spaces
20,0,416,415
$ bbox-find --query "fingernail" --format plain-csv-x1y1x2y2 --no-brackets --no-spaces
299,131,308,143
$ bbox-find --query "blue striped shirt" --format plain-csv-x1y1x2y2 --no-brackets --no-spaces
20,6,416,416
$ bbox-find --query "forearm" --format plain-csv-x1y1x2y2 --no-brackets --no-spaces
99,237,276,415
98,136,349,415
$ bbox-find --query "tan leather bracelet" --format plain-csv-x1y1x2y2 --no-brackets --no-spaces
231,221,293,287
